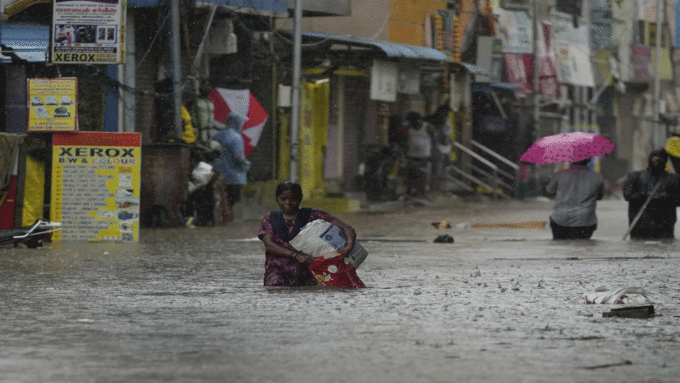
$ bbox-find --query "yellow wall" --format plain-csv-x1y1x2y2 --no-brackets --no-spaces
22,156,44,226
388,0,447,45
277,108,290,181
298,79,330,200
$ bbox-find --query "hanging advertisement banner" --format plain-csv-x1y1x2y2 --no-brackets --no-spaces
50,132,141,242
27,77,78,132
51,0,125,64
503,53,531,95
493,8,532,54
370,60,398,102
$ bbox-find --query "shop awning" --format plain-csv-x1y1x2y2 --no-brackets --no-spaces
471,82,521,92
0,24,49,63
300,31,448,61
128,0,287,14
451,62,487,75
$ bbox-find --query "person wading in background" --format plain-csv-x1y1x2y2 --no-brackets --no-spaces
623,148,680,240
544,158,604,239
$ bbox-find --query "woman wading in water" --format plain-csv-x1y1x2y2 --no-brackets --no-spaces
258,182,356,287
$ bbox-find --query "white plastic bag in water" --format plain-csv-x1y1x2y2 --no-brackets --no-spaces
574,285,653,304
289,219,368,268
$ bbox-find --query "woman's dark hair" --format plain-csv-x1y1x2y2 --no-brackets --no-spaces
275,181,303,200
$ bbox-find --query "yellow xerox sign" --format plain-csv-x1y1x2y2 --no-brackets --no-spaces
51,0,126,64
50,132,141,242
27,77,78,132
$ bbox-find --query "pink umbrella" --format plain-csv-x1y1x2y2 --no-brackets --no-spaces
520,131,615,164
209,88,269,156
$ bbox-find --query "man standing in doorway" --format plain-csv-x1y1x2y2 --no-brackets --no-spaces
404,112,433,199
191,80,217,143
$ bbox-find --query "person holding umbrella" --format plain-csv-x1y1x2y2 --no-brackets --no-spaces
623,148,680,240
544,158,605,239
520,131,615,239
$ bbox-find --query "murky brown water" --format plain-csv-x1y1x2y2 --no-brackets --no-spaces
2,199,680,382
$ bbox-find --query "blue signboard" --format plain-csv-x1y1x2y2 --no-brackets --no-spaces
0,23,50,63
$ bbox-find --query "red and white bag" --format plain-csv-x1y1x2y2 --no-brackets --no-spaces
308,252,365,288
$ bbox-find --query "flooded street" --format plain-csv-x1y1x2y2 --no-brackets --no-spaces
2,198,680,382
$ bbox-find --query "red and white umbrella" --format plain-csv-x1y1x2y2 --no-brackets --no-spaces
209,88,269,156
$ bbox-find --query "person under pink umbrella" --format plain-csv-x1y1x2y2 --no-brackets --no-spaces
544,157,605,240
521,131,614,239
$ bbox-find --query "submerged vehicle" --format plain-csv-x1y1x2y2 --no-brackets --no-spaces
0,220,61,248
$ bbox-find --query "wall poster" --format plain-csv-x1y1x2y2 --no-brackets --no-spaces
51,0,125,64
27,77,78,132
50,132,141,242
370,60,398,102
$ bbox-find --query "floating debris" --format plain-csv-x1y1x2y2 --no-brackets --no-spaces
603,305,655,319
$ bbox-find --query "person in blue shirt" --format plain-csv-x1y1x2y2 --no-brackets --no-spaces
211,113,251,221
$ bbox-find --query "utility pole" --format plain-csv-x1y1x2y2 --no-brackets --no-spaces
532,0,540,140
652,0,663,148
289,0,303,182
170,0,183,139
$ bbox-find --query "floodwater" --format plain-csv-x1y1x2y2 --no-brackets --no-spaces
2,199,680,382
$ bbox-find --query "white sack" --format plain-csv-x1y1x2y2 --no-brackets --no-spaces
574,285,653,305
289,219,368,268
192,162,214,187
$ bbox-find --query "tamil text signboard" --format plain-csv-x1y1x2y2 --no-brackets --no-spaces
51,0,125,64
50,132,141,242
27,77,78,132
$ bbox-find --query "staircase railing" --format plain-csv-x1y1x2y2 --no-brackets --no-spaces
448,140,518,199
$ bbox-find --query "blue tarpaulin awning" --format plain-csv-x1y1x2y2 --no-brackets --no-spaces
472,82,521,93
128,0,287,14
451,62,487,75
300,31,448,61
0,24,50,63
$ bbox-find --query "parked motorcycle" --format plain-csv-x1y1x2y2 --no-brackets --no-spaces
359,144,405,201
0,219,61,248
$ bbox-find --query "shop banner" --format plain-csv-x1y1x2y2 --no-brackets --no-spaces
553,42,595,87
50,132,141,242
537,22,560,99
51,0,125,64
370,60,398,102
493,8,532,54
27,77,78,132
503,53,532,95
630,44,652,83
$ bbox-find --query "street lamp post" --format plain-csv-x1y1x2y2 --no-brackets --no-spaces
289,0,303,182
170,0,183,140
652,0,663,148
